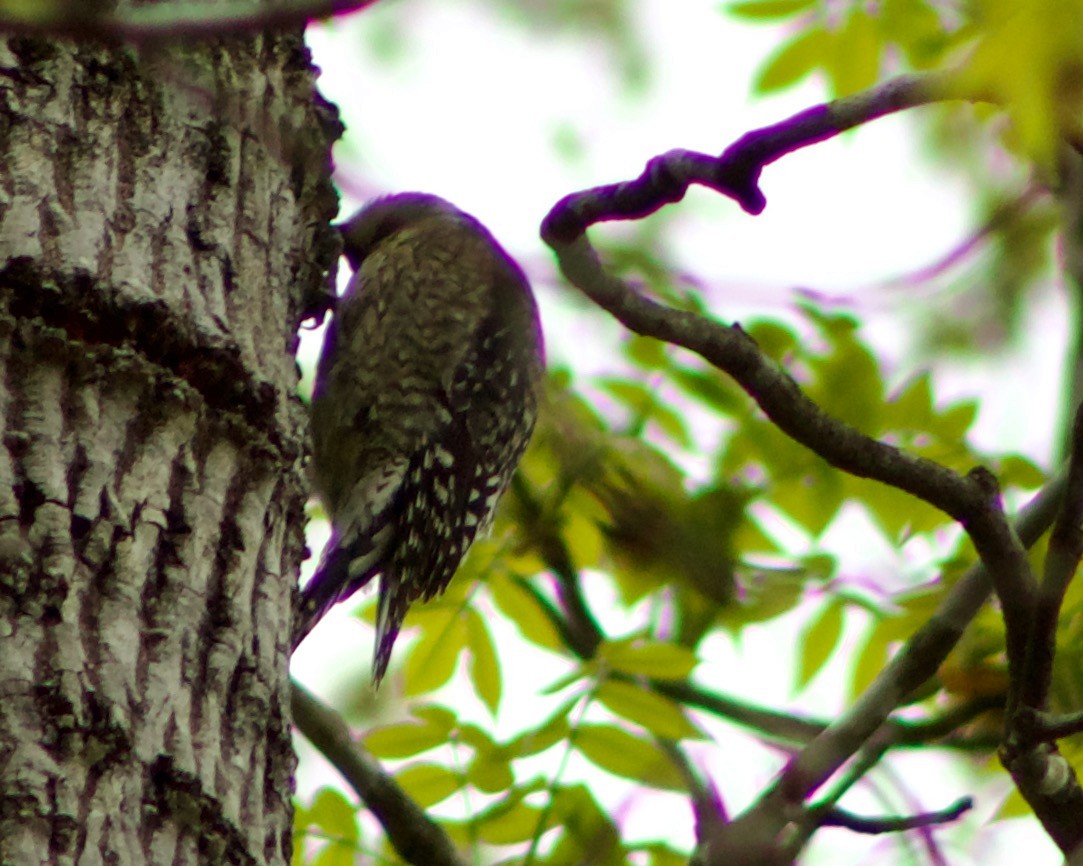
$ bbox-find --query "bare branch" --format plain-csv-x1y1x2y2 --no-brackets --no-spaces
1023,708,1083,741
0,0,382,41
1020,405,1083,712
819,797,973,834
542,87,1015,536
996,407,1083,853
539,71,1073,865
692,471,1064,866
542,72,962,238
290,681,469,866
784,473,1061,793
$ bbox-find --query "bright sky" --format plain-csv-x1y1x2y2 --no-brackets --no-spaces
296,2,1065,863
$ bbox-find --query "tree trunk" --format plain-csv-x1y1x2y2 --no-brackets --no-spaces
0,19,339,866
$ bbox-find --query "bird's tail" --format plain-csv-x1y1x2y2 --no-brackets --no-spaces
291,539,379,651
372,573,413,684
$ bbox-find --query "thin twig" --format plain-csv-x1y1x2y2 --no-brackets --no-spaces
542,70,1056,805
819,797,973,834
290,681,469,866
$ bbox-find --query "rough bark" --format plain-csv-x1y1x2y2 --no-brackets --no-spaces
0,21,339,866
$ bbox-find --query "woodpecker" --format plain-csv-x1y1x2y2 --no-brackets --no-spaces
293,193,544,684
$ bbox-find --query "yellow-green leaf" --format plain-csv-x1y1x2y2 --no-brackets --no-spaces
394,763,463,808
465,608,502,714
827,10,881,96
574,723,687,791
754,27,827,94
306,788,358,842
598,638,698,680
467,749,515,793
954,0,1083,166
795,600,845,690
727,0,817,20
363,718,450,759
595,680,705,741
503,701,574,757
474,798,547,844
487,572,565,652
312,843,356,866
403,607,467,696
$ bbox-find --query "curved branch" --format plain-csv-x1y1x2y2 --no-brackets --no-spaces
541,71,1057,807
699,471,1063,865
0,0,382,41
539,74,1069,866
290,681,468,866
542,71,963,237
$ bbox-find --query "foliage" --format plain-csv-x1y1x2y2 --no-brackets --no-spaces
295,299,1048,863
292,0,1083,864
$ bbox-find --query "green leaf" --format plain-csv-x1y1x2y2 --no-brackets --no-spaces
746,320,800,360
487,572,566,653
670,364,745,413
502,700,574,757
795,600,845,690
574,723,687,791
467,749,515,793
717,569,807,632
547,785,622,863
411,703,457,732
542,668,589,695
363,717,450,759
563,491,606,570
881,0,955,69
754,27,827,94
595,680,705,741
853,475,950,540
306,788,359,842
403,605,468,696
394,763,464,808
598,377,693,447
727,0,817,20
454,720,498,753
849,627,894,701
803,305,884,431
885,372,935,428
455,720,516,791
311,844,356,866
465,608,502,715
996,454,1046,490
827,10,881,96
635,842,691,866
954,0,1083,166
624,334,671,369
937,400,979,440
771,461,845,536
598,638,698,680
474,797,547,844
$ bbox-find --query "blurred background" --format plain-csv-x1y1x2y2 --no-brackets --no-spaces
291,1,1071,863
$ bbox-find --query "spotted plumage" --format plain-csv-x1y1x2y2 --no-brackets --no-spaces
292,193,544,684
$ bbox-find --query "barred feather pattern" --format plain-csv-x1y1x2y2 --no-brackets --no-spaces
292,193,544,685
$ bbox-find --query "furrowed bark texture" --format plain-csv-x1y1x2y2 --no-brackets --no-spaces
0,23,339,866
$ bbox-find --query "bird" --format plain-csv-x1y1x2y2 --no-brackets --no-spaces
292,193,545,684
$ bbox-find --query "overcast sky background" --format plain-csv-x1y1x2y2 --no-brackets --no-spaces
293,2,1067,862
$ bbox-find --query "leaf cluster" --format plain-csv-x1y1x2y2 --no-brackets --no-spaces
296,293,1050,863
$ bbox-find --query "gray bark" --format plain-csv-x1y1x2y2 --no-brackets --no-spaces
0,21,339,866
